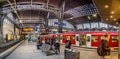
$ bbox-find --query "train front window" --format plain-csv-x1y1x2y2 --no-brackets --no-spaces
91,36,98,42
112,36,118,42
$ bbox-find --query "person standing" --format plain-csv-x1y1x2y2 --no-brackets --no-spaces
54,40,60,54
65,37,71,49
97,34,110,59
36,36,42,49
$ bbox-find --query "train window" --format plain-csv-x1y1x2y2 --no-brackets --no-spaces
72,36,75,41
66,36,71,40
91,36,98,42
112,36,118,42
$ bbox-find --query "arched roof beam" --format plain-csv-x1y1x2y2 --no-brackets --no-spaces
6,0,24,28
2,2,58,9
2,4,60,19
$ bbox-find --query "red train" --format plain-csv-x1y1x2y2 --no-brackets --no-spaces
42,31,118,47
60,31,118,47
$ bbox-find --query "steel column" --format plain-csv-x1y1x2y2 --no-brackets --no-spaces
58,0,65,33
45,12,49,28
14,24,16,40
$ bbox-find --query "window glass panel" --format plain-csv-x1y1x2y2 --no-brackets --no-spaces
104,23,108,28
100,35,110,41
80,34,86,45
112,36,118,42
100,22,107,28
83,23,90,28
72,36,75,41
76,24,83,29
91,36,98,42
91,22,98,28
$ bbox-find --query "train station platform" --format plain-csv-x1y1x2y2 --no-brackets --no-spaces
5,40,118,59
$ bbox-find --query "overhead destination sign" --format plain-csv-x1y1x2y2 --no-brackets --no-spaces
54,22,67,26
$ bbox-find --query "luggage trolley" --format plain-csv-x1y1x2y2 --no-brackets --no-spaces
41,43,55,56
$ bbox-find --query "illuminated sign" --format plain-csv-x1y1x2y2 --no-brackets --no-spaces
54,22,67,26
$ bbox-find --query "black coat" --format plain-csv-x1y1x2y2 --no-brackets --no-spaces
97,40,110,56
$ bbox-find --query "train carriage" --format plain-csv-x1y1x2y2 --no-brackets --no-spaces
59,31,118,47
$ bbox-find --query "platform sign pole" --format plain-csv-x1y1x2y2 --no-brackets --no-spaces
118,25,120,59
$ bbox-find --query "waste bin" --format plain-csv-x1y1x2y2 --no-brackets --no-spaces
64,49,80,59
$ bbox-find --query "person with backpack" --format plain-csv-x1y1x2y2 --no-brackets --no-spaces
54,40,60,54
97,34,110,59
36,36,42,49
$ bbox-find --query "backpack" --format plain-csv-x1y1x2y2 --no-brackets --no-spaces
54,42,60,47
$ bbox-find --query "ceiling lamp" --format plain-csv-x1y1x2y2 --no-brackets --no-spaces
87,16,91,20
93,14,97,17
116,22,119,25
70,18,73,19
111,11,114,14
110,15,113,18
113,18,117,21
106,18,108,21
19,20,22,23
104,5,109,8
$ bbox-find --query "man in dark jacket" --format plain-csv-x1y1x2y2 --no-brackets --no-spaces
97,34,110,59
54,40,60,54
65,40,71,49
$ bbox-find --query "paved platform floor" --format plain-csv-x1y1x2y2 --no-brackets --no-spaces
5,40,118,59
5,40,64,59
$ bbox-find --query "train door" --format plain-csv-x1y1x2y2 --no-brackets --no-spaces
80,34,86,46
75,34,80,46
86,34,91,47
60,34,63,43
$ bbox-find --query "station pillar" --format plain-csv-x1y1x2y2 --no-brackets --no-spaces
19,24,22,35
118,25,120,59
14,24,16,40
45,13,49,28
58,19,63,33
58,0,65,33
